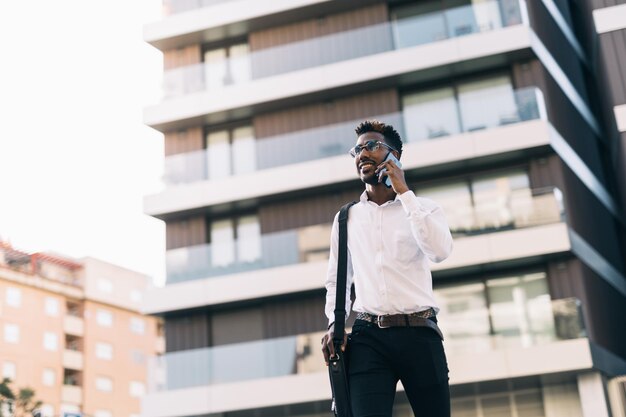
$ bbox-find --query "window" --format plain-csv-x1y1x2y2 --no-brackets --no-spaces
42,368,55,386
4,324,19,344
40,405,54,417
95,343,113,360
2,362,16,379
97,279,113,294
44,297,59,316
402,87,461,142
96,376,113,392
129,381,146,398
130,318,145,335
203,43,250,90
96,309,113,327
43,332,58,351
205,125,256,180
210,214,261,267
457,76,517,132
94,410,112,417
6,287,21,307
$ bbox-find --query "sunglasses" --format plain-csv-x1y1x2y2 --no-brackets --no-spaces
348,140,397,158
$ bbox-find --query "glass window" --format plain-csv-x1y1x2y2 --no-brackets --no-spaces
391,1,446,48
417,182,474,234
236,215,261,263
40,405,54,417
43,332,58,351
434,281,491,354
2,362,16,379
228,43,251,84
6,287,21,307
96,376,113,392
42,368,55,386
129,381,146,398
4,324,19,344
96,309,113,327
204,48,228,90
402,87,461,142
472,170,530,230
206,130,231,180
44,297,59,316
232,126,256,175
457,75,517,132
130,318,146,335
96,343,113,360
97,279,113,294
211,219,235,267
486,272,551,348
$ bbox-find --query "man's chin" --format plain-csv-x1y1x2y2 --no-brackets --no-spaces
360,174,378,185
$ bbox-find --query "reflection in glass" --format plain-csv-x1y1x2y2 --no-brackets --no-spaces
402,87,461,142
236,215,261,263
471,171,530,230
210,219,235,267
458,76,517,132
232,126,256,175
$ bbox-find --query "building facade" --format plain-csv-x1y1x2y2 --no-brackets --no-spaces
141,1,626,416
0,242,163,417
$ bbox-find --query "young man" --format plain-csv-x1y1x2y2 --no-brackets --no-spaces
322,120,453,417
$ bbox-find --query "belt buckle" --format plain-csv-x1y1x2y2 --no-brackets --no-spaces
377,315,390,329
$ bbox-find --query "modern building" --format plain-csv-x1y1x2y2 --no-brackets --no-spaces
141,1,626,416
0,242,164,417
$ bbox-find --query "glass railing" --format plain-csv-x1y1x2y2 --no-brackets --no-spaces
162,87,545,186
147,297,584,392
162,0,232,16
165,186,563,284
166,224,331,284
161,0,525,98
444,187,565,237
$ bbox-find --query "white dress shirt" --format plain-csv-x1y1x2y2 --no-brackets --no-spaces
325,190,453,325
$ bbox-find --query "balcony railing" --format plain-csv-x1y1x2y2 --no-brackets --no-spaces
148,297,585,392
165,187,564,284
162,0,232,16
161,0,525,98
163,87,545,186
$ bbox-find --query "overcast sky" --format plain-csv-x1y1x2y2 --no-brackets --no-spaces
0,0,167,285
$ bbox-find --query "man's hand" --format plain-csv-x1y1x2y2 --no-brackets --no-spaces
375,159,409,194
321,325,348,366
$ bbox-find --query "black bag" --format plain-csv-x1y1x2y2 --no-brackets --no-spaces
328,201,356,417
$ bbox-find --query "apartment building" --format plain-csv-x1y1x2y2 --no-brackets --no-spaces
0,242,163,417
141,1,626,416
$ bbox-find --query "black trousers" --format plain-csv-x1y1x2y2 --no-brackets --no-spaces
348,319,450,417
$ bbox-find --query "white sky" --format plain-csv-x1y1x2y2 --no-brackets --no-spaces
0,1,167,285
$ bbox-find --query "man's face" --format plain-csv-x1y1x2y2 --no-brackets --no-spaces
354,131,392,185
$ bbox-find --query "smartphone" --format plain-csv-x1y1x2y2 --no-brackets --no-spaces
378,151,402,188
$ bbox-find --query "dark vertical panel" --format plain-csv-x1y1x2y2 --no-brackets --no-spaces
262,294,328,338
599,31,626,105
164,127,204,157
164,314,210,352
253,89,399,139
527,155,565,190
211,308,264,346
259,188,362,234
163,45,202,70
166,216,207,250
511,60,547,92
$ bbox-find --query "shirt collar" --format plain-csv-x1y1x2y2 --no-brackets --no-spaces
359,190,401,206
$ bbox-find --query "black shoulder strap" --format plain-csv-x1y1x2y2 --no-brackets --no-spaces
333,201,357,345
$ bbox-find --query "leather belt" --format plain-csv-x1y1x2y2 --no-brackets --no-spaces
355,309,443,340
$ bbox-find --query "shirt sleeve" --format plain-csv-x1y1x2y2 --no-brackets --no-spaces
397,190,453,263
324,211,353,327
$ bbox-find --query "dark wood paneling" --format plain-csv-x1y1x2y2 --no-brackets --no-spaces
165,314,210,353
259,189,361,234
253,89,399,139
249,4,389,51
211,308,264,345
166,216,207,250
163,45,202,70
528,155,565,190
164,127,204,157
548,258,626,359
599,30,626,106
262,296,327,339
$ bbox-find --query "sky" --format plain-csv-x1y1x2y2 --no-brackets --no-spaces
0,0,167,285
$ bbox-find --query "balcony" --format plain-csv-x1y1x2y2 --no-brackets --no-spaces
161,0,525,100
63,316,84,337
63,350,84,371
144,0,533,130
61,385,82,405
145,298,590,417
162,0,233,16
162,87,544,187
165,187,564,285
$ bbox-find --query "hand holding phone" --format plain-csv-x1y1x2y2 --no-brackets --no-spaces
377,152,402,188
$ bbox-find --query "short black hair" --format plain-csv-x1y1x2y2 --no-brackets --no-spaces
355,120,403,156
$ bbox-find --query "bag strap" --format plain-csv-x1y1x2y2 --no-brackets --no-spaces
333,201,357,346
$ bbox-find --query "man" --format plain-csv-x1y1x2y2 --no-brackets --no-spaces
322,120,453,417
